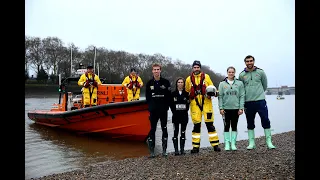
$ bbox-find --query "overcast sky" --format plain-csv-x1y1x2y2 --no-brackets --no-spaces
25,0,295,87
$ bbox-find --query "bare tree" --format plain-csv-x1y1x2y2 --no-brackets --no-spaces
25,35,31,71
25,35,226,85
42,36,65,75
28,37,46,75
67,43,82,71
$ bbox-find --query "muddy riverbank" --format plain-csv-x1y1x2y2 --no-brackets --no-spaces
31,131,295,180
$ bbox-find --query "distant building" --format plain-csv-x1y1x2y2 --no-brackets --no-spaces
266,86,295,95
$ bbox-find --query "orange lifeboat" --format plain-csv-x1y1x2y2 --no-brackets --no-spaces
27,78,150,141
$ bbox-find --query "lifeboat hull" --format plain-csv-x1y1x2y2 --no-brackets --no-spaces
27,100,150,141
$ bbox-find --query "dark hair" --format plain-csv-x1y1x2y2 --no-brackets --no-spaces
130,68,137,72
244,55,255,62
227,66,236,72
175,77,185,91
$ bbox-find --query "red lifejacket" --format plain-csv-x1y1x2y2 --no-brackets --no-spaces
189,72,207,99
127,75,139,89
84,73,96,98
85,72,95,81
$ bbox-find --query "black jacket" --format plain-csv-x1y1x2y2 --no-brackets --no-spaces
146,77,172,112
170,89,190,124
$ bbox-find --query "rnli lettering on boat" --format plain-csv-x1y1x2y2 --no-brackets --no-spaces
97,91,106,95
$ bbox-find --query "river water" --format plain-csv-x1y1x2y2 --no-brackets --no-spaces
25,95,295,179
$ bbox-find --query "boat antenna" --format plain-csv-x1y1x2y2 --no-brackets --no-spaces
97,63,100,77
70,44,73,76
58,73,62,104
59,74,62,86
93,46,96,73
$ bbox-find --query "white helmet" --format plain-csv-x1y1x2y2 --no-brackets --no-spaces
206,85,217,96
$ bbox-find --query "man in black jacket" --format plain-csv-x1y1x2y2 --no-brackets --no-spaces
145,63,172,158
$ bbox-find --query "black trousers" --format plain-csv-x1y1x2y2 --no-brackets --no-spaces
173,122,187,139
148,111,168,142
223,109,239,132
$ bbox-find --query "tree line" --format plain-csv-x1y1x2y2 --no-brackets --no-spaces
25,35,226,86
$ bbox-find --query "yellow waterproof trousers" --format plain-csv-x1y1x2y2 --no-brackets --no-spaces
82,86,98,106
190,97,219,148
127,89,140,101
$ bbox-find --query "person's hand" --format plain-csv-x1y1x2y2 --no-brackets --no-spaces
84,80,90,88
220,109,225,115
136,83,141,88
93,81,98,87
127,83,133,89
238,109,243,115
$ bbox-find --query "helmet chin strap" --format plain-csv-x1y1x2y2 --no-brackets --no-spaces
193,70,201,75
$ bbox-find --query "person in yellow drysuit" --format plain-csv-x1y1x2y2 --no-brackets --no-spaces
185,60,221,153
122,68,143,101
78,65,102,107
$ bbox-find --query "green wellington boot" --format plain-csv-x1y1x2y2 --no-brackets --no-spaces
264,129,276,149
231,131,238,150
224,132,231,151
247,129,256,150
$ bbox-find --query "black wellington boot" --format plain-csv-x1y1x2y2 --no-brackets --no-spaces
191,147,199,154
213,145,221,152
162,138,168,157
146,137,155,158
172,137,179,156
180,137,186,155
